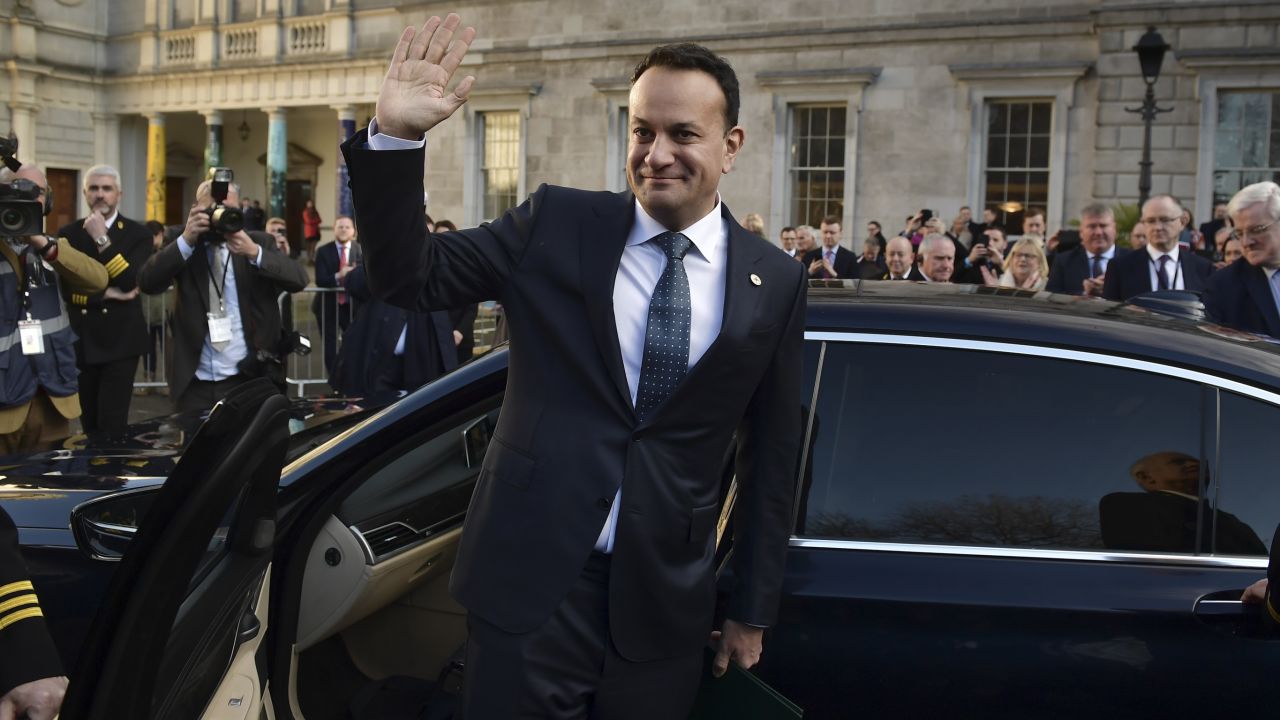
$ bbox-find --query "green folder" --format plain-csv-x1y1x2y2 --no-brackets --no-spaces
687,649,803,719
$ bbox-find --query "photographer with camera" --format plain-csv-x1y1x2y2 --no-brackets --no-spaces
137,169,308,413
0,153,109,452
56,165,154,434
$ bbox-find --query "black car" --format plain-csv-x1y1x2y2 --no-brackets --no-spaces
6,282,1280,718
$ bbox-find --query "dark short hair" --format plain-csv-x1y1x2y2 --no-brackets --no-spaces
1025,206,1046,220
436,219,458,232
145,220,165,236
780,226,796,236
821,214,841,227
868,220,881,229
631,43,740,131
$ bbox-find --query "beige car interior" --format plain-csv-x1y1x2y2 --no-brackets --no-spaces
282,407,496,719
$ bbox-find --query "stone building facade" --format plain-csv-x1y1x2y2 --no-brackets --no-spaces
5,0,1279,250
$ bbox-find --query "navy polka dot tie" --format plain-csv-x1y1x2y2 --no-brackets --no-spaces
636,231,693,421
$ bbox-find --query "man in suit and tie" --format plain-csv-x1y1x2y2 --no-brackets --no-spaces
56,165,154,434
1102,195,1214,301
137,179,308,412
1046,203,1130,297
804,215,858,279
880,235,924,280
312,216,362,375
1202,182,1280,338
344,15,804,718
779,226,797,258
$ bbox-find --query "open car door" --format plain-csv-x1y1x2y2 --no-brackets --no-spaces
61,379,292,720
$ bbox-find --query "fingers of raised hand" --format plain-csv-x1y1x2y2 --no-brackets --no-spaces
425,13,461,66
407,16,442,61
438,23,476,76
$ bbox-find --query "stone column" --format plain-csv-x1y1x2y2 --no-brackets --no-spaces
333,105,356,218
8,103,38,164
265,107,288,220
92,112,122,169
144,112,166,223
199,109,224,176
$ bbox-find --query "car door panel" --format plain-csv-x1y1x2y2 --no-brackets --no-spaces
760,547,1268,718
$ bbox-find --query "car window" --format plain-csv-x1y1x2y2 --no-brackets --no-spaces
1211,391,1279,556
796,342,1225,555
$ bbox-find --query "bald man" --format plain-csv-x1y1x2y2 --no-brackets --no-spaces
879,236,923,280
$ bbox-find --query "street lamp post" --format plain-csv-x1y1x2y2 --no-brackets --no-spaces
1125,27,1173,209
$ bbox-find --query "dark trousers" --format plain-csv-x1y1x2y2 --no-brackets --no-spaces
316,303,352,377
79,356,139,434
462,552,703,720
176,374,249,414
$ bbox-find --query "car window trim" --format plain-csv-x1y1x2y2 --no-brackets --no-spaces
795,331,1280,567
788,537,1268,569
803,331,1280,408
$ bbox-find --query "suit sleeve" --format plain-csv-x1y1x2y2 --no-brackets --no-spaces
314,246,338,289
1101,259,1122,301
0,508,62,698
66,227,153,308
137,239,191,295
249,234,309,293
727,261,806,627
342,265,373,302
342,129,534,312
49,238,109,295
1045,254,1068,293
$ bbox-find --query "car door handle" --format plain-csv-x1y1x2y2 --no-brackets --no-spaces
1192,599,1252,617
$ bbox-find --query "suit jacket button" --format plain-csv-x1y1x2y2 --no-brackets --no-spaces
81,309,87,315
596,497,611,510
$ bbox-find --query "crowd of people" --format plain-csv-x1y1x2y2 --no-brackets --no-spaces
755,185,1278,327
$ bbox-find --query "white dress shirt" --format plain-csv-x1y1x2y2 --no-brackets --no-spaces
176,235,264,380
367,121,729,554
1145,244,1183,291
1088,245,1116,276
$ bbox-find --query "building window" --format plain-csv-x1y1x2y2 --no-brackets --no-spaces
983,100,1052,232
789,105,846,227
1213,91,1280,204
479,111,521,222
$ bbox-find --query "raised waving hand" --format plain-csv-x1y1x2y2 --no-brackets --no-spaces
376,14,477,140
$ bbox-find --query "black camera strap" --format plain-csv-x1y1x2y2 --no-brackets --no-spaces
209,245,233,313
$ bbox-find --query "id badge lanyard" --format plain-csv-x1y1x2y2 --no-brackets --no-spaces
208,248,234,346
17,248,47,356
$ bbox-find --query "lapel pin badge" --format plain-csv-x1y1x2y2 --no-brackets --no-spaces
116,221,124,230
749,273,762,286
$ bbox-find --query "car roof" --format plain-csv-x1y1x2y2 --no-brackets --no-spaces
805,281,1280,396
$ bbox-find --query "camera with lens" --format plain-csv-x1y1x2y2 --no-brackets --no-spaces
0,133,43,239
199,167,244,244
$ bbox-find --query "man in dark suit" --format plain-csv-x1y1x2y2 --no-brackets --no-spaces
330,265,457,395
1046,202,1130,297
1102,194,1214,301
1202,182,1280,337
1099,451,1265,555
311,216,362,375
855,236,887,279
137,179,308,413
346,16,803,719
1199,202,1228,254
879,236,924,280
0,507,66,720
56,165,153,434
803,214,858,279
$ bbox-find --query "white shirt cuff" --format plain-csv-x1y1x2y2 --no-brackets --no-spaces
177,235,195,260
251,245,263,267
368,117,426,151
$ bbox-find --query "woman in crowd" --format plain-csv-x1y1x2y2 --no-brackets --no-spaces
982,238,1048,291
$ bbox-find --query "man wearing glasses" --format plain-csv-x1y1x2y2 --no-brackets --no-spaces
1202,182,1280,338
1102,194,1213,301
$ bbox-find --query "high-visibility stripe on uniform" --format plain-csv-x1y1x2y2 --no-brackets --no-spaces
0,592,37,616
0,606,43,632
0,580,33,598
105,255,129,278
71,293,88,305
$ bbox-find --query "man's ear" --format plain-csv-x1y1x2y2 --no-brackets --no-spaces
722,126,745,174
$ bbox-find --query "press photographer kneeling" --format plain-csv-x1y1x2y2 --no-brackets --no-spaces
137,168,308,413
0,135,108,453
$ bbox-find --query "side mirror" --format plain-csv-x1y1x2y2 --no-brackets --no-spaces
71,488,160,561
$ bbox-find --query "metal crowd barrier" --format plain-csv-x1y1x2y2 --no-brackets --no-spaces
132,287,500,398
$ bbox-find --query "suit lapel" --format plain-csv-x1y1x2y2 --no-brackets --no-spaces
1243,265,1280,336
232,251,254,330
582,193,635,417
